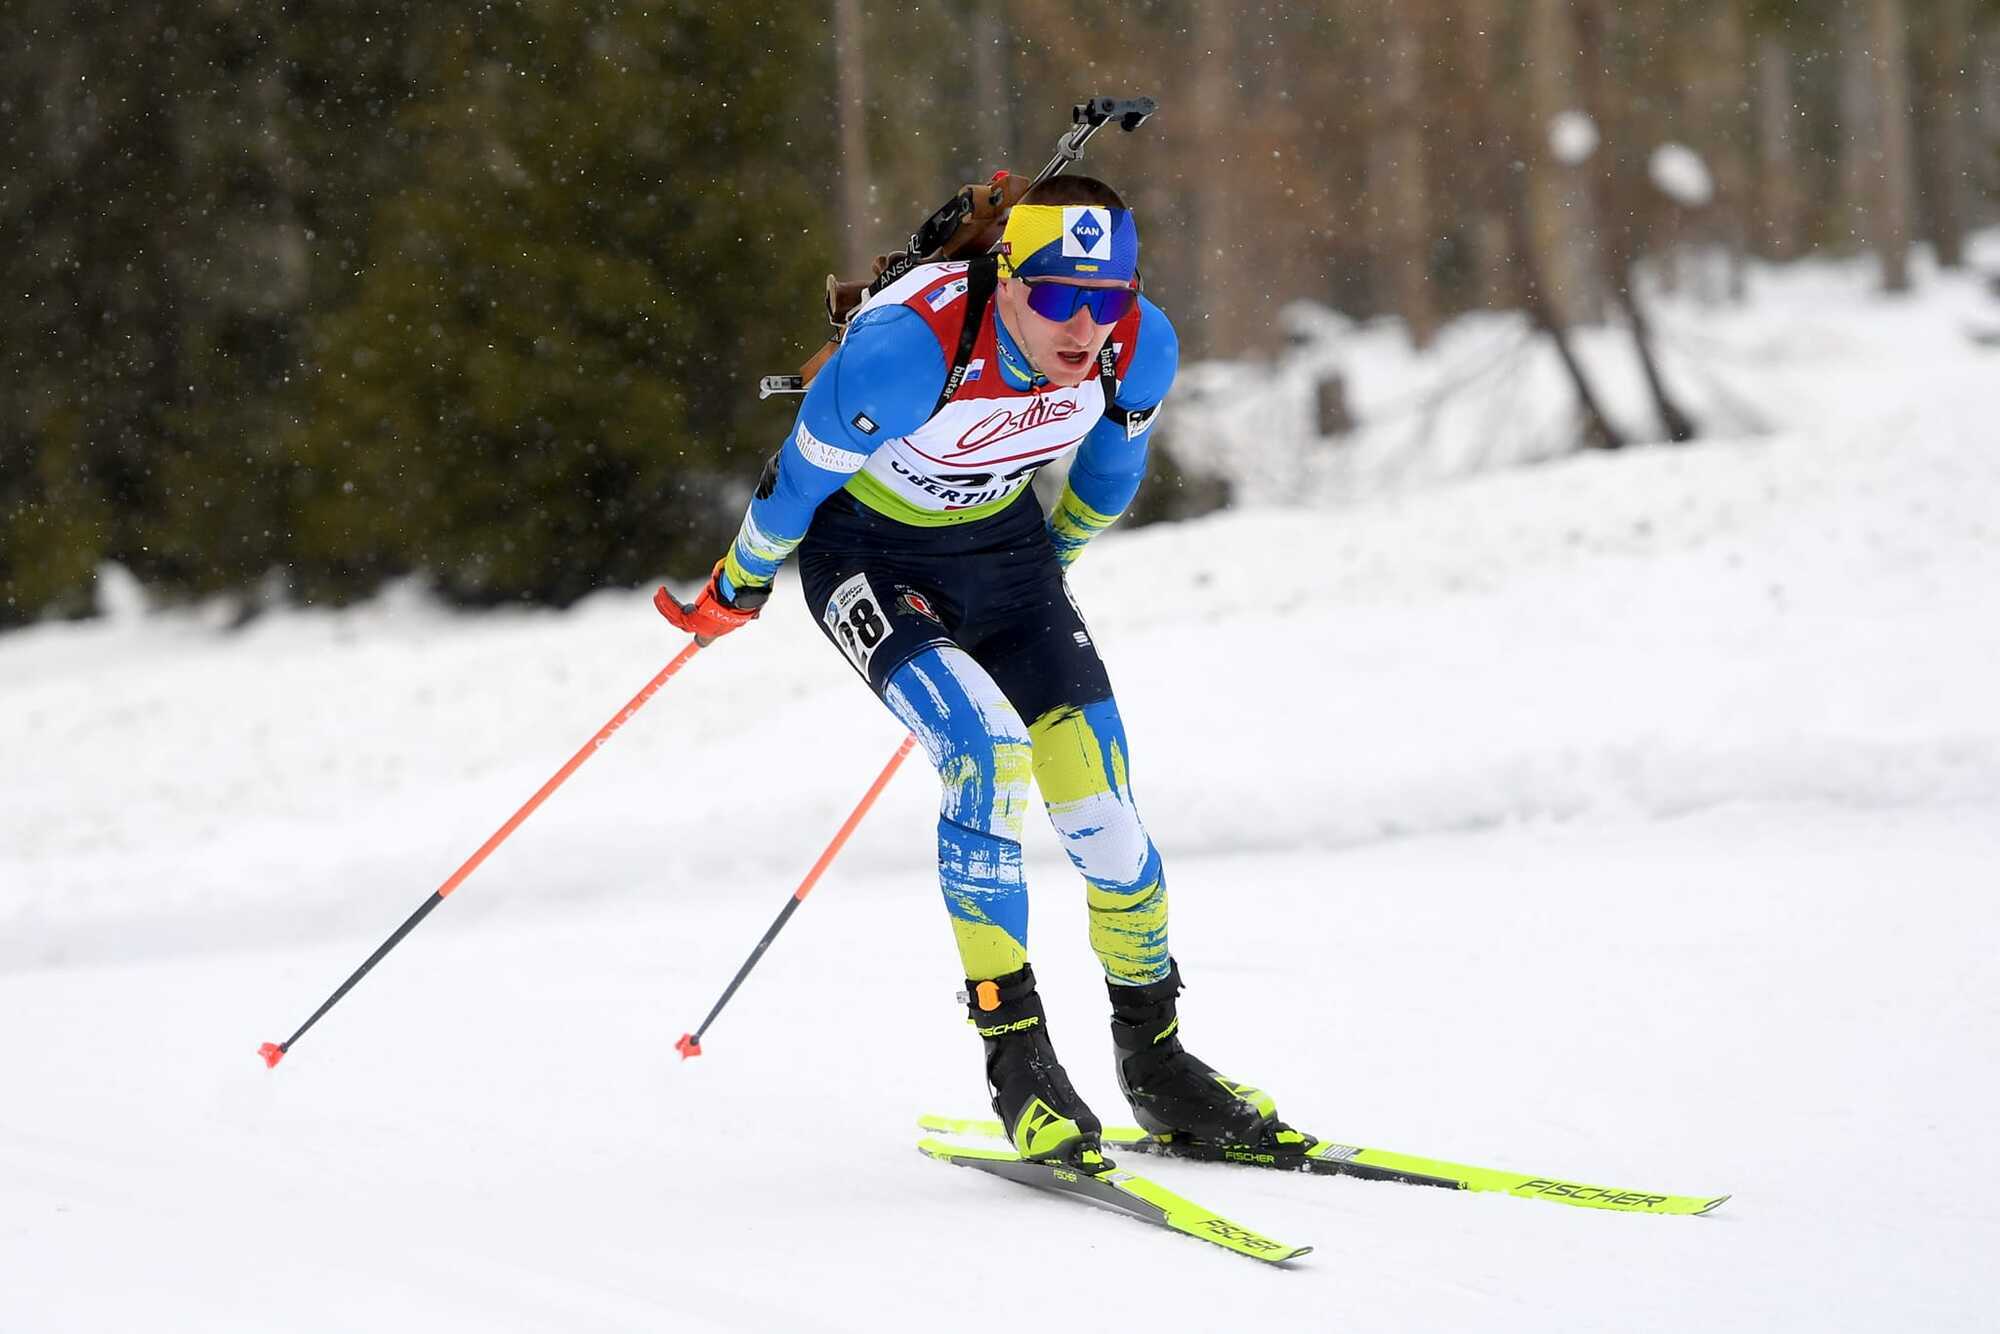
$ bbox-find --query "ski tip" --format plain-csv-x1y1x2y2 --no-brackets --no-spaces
1697,1194,1732,1216
257,1042,285,1070
674,1033,702,1061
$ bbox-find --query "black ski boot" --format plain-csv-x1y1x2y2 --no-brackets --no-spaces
966,964,1104,1165
1109,960,1288,1147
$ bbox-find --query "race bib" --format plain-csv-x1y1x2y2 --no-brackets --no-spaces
823,574,890,674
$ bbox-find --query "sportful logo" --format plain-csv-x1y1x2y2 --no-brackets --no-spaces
1062,207,1112,259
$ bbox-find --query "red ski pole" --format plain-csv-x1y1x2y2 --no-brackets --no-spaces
260,637,709,1068
677,732,917,1059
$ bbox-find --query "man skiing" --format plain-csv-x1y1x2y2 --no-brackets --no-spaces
662,175,1286,1168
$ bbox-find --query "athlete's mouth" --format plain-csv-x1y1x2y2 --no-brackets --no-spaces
1054,348,1090,368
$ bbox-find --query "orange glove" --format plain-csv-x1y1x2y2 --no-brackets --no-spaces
655,563,769,641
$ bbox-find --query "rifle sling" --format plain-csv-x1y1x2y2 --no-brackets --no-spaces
931,256,1000,418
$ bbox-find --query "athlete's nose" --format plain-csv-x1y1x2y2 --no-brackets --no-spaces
1058,307,1097,342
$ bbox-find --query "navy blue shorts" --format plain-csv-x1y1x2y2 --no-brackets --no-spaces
796,491,1114,723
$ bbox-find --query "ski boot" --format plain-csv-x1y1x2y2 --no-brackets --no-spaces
966,963,1106,1166
1109,960,1294,1151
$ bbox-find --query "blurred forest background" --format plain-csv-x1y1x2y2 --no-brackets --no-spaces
3,0,1996,627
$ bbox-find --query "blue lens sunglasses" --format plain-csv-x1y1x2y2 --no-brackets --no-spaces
1021,277,1139,325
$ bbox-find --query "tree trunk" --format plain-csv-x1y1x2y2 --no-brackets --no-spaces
1613,281,1698,443
1458,0,1514,309
1191,0,1243,358
1505,175,1624,451
1915,0,1971,268
1696,2,1753,301
1867,0,1917,292
1577,0,1698,443
1523,0,1600,327
831,0,874,279
1753,36,1806,260
1981,22,2000,212
1372,4,1439,349
969,0,1011,171
1837,1,1879,255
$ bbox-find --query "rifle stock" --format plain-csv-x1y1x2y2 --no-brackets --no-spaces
772,95,1157,395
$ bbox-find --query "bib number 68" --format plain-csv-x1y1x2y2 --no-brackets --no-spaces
824,573,889,674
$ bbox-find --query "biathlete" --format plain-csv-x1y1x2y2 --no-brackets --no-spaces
663,175,1288,1167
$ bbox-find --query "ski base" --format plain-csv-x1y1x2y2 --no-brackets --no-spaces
920,1114,1728,1217
917,1134,1312,1265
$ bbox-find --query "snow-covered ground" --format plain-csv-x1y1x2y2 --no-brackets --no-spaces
3,246,1997,1330
1174,233,2000,508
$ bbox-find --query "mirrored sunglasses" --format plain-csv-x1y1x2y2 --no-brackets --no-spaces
1022,279,1138,325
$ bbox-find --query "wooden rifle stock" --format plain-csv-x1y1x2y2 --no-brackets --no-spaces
771,95,1156,396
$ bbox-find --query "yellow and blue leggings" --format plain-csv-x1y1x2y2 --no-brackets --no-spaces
884,644,1170,985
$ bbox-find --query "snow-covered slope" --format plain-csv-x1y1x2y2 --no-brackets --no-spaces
2,248,1997,1331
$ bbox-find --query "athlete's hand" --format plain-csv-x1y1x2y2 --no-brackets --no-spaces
656,563,770,642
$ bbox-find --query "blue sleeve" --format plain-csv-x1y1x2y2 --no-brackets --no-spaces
1115,295,1179,412
721,305,946,594
1051,298,1178,560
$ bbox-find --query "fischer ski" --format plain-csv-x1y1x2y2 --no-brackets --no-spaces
917,1133,1311,1265
920,1114,1729,1217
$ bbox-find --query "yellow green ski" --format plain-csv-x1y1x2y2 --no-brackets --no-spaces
917,1134,1312,1265
920,1114,1729,1217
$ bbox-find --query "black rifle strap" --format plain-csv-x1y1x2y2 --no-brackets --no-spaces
1095,343,1126,426
1097,325,1164,441
931,255,1000,417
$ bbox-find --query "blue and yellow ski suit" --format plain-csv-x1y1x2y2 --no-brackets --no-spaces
717,260,1179,986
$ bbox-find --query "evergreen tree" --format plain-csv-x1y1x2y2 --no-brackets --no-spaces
0,0,437,624
283,3,835,606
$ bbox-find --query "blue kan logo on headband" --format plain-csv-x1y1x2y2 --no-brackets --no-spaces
1004,204,1139,283
1068,211,1106,257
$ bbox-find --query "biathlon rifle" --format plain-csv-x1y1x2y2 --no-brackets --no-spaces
757,94,1157,400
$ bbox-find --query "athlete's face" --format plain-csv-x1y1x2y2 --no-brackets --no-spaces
996,275,1131,388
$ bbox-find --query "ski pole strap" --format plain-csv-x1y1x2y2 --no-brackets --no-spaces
931,256,1000,417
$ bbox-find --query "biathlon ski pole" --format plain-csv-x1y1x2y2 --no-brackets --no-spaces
259,637,710,1069
676,733,916,1059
